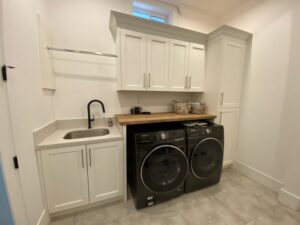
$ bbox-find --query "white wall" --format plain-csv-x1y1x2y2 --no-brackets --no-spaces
222,0,296,33
46,0,218,119
278,2,300,209
224,0,295,185
2,0,54,224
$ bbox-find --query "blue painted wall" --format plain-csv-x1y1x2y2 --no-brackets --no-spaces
0,162,14,225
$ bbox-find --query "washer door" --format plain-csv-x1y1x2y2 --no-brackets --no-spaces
141,145,188,193
191,138,223,179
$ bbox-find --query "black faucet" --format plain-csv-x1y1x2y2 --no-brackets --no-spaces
87,99,106,129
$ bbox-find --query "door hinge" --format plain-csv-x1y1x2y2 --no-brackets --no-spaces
13,156,19,169
2,65,16,81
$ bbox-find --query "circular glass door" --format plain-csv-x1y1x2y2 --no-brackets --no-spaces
191,138,223,179
141,145,188,193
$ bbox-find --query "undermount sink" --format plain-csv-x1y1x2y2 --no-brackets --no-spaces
63,128,109,139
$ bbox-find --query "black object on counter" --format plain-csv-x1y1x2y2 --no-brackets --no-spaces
130,106,142,114
140,112,151,114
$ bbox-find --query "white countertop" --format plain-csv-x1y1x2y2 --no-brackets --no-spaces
34,118,123,150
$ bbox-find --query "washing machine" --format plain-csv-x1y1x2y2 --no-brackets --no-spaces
127,123,189,209
184,121,224,193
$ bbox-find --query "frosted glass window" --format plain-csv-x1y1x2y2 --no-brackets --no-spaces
133,8,168,24
133,10,150,20
150,15,167,23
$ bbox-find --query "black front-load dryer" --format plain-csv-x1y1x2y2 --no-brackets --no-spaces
127,123,188,209
184,122,224,193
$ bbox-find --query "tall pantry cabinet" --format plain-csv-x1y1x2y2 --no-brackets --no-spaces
203,27,252,166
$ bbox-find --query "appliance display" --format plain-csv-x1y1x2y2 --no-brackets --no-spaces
184,122,224,193
127,123,188,209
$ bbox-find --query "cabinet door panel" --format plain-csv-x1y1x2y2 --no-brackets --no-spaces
41,146,89,213
219,108,239,166
147,35,169,91
87,141,123,203
121,30,146,90
188,43,206,92
169,40,189,91
220,40,246,107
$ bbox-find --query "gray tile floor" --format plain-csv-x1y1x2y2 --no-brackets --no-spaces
49,168,300,225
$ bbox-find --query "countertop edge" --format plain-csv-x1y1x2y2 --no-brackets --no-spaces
115,113,217,126
36,136,123,151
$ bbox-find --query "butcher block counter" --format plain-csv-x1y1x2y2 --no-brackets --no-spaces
115,112,216,125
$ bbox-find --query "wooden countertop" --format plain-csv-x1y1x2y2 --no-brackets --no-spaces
115,112,216,125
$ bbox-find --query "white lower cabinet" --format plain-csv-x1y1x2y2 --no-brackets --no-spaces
218,108,239,166
41,145,89,213
40,141,123,213
87,141,123,203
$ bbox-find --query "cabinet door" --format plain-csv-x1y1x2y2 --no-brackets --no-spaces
120,30,147,90
220,40,246,107
41,146,89,213
87,141,123,203
188,43,206,92
169,39,189,91
147,35,169,91
219,108,239,167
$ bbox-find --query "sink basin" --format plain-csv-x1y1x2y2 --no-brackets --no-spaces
63,128,109,139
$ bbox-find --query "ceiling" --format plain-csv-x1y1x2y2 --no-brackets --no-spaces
159,0,253,15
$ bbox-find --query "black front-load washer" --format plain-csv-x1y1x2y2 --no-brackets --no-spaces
184,122,224,193
127,123,188,209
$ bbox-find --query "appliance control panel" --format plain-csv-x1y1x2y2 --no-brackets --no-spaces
160,132,167,140
205,128,212,134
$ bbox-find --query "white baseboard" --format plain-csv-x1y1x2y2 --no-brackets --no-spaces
50,196,123,218
279,188,300,210
233,161,283,193
36,209,49,225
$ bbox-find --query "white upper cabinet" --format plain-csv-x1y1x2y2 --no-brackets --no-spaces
146,35,169,91
204,36,248,113
169,39,189,91
118,28,206,92
41,145,89,213
220,40,246,108
188,43,206,92
87,141,124,203
120,30,147,90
